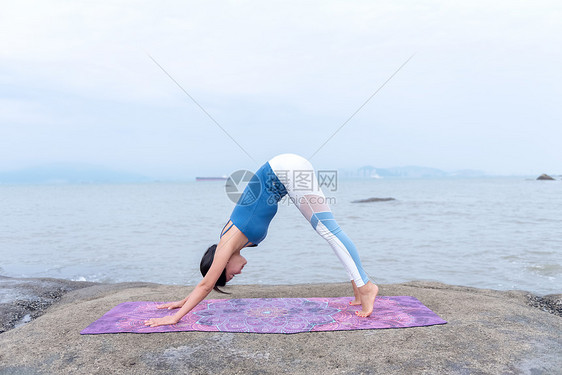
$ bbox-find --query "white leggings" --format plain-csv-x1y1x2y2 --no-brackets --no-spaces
268,153,370,287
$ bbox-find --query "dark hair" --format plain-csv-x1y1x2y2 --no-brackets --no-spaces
200,244,230,294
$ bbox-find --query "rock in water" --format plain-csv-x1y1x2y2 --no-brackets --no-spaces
352,197,396,203
537,174,555,180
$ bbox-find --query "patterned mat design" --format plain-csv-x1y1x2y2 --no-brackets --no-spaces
81,296,446,335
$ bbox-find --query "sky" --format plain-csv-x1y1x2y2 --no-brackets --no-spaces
1,0,561,178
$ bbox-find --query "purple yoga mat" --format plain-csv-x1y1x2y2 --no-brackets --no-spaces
81,296,446,335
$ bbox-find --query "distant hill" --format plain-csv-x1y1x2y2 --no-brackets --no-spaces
0,164,153,184
0,163,489,184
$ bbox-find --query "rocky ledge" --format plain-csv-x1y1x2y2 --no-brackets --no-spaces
0,276,97,334
0,278,560,374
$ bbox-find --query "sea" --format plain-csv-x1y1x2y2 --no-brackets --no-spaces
1,177,560,296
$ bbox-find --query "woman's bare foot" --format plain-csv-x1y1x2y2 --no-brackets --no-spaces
350,280,361,305
355,282,379,317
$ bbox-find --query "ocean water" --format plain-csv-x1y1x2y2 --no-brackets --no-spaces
1,178,560,295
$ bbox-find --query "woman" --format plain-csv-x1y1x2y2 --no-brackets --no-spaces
145,153,378,327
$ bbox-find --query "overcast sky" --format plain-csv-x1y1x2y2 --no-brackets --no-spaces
1,0,560,177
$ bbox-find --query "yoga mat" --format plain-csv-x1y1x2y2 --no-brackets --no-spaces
81,296,446,335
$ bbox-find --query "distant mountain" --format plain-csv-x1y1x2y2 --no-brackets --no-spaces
356,166,485,178
0,163,489,184
0,163,153,184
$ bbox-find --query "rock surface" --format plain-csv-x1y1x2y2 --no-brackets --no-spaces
527,293,562,316
0,276,96,333
0,280,561,375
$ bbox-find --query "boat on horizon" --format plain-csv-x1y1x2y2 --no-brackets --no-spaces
196,176,228,181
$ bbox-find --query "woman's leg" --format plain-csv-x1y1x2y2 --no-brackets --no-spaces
298,193,369,286
269,154,378,316
295,193,378,317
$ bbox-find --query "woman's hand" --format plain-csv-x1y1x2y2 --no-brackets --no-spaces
144,315,179,327
156,300,185,310
142,242,232,327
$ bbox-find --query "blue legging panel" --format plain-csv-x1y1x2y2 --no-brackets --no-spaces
310,211,370,286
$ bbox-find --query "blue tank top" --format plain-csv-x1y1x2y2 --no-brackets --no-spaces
229,161,288,244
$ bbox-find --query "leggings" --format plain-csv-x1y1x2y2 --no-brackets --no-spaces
269,153,370,287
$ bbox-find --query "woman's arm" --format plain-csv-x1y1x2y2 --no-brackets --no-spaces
144,242,233,327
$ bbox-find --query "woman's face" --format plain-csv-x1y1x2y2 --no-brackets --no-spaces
225,253,247,282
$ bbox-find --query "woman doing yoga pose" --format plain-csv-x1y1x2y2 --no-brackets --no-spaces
145,153,378,327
